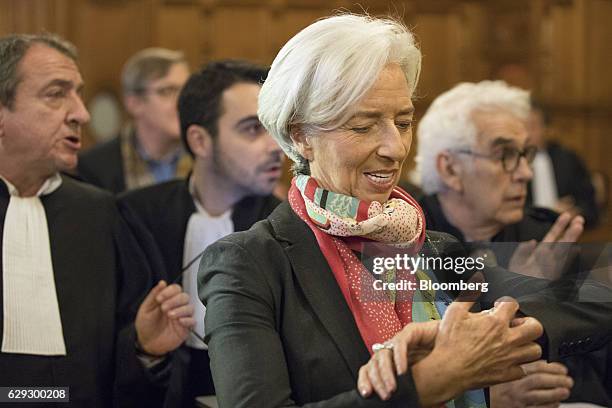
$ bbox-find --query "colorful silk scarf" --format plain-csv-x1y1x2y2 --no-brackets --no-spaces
289,175,487,408
289,175,425,352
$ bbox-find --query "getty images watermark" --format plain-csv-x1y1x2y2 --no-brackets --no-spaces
360,241,612,302
370,253,489,293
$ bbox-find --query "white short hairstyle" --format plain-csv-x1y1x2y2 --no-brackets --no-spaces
258,13,421,174
416,80,530,194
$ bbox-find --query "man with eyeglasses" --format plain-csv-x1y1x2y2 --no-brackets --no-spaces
78,48,192,193
413,81,610,407
415,80,584,246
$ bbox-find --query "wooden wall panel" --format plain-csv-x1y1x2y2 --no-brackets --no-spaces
205,6,272,64
1,0,610,237
0,0,70,36
450,3,489,83
153,3,203,68
0,1,10,35
268,8,327,63
585,0,612,106
72,0,154,99
413,12,463,100
547,1,588,104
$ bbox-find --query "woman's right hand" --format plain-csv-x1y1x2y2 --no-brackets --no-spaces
412,298,544,406
358,297,544,406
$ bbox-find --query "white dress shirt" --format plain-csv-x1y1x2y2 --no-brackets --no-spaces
182,183,233,349
531,150,559,209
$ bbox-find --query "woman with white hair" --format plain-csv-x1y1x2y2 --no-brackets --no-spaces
197,14,606,407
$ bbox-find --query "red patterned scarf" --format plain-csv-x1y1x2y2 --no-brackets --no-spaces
289,176,426,353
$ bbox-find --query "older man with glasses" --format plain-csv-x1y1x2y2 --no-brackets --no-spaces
414,80,610,407
415,80,583,247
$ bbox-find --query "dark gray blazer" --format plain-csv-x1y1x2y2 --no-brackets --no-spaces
199,202,612,408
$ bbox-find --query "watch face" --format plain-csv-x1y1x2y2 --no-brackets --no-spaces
88,91,122,142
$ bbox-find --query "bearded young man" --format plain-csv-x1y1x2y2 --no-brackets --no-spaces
118,59,283,408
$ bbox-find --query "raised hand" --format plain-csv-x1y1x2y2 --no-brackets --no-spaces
509,212,584,279
410,298,542,406
135,280,196,356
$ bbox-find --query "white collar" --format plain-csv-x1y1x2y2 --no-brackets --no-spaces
0,173,63,197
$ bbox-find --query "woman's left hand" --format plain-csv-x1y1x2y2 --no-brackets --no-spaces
357,320,439,400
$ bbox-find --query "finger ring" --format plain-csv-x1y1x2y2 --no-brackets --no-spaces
372,341,394,353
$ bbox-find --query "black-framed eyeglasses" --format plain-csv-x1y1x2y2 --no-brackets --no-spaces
452,145,538,173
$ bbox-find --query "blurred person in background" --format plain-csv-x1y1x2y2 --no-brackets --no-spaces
78,47,192,193
526,99,599,228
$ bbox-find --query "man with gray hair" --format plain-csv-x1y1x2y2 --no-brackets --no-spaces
78,47,192,193
415,80,609,407
0,33,194,407
415,80,583,244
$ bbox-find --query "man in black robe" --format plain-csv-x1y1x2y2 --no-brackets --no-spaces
0,33,194,407
526,100,599,228
118,60,283,407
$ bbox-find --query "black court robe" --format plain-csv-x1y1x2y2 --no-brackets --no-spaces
117,178,281,284
117,178,280,408
527,142,600,228
0,175,156,408
78,136,126,194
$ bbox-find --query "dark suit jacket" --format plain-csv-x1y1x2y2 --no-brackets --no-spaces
419,193,612,405
527,142,599,227
118,178,281,283
117,178,280,407
78,136,126,194
419,194,556,245
199,202,612,408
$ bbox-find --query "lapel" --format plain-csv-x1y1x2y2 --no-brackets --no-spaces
109,136,126,193
160,180,196,280
0,180,7,335
232,195,263,232
269,203,370,379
